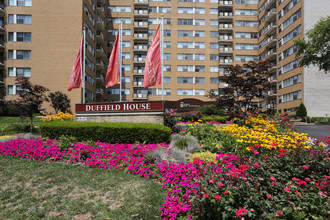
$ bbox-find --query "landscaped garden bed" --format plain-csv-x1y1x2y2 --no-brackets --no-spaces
1,114,329,219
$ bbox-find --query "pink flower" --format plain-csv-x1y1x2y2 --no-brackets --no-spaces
270,177,276,182
272,181,277,186
217,182,224,188
253,163,259,168
325,176,330,180
284,187,290,193
302,165,309,170
267,195,272,199
259,178,264,181
209,179,215,184
235,207,249,218
224,190,229,195
253,150,259,155
215,195,221,201
255,144,261,147
204,193,209,198
249,146,255,150
276,211,282,216
265,155,269,159
305,178,311,182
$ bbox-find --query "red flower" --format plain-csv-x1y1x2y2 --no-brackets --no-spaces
235,207,249,218
302,165,309,170
272,143,277,146
215,195,221,201
272,181,277,186
265,155,269,159
249,146,255,150
284,187,290,193
267,195,272,199
279,153,288,157
193,158,201,163
204,193,209,198
305,178,311,182
255,144,261,147
278,149,287,153
298,180,307,188
209,179,215,184
217,182,224,187
270,177,276,182
253,150,259,155
276,211,282,216
325,176,330,180
224,190,229,195
253,163,259,168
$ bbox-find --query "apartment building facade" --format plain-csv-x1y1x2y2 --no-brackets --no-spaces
1,0,330,116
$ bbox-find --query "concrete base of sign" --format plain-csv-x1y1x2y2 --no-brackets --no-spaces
75,112,164,125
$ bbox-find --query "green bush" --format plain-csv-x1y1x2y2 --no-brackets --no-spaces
200,115,229,123
40,121,171,144
179,111,203,122
295,103,307,118
1,102,21,116
195,104,225,116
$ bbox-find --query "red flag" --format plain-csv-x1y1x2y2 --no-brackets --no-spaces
68,37,83,91
106,27,120,88
144,24,161,88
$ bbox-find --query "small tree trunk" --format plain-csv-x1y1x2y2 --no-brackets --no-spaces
30,117,33,133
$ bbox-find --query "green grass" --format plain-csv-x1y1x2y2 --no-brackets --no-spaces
0,116,43,124
0,116,43,135
0,156,166,220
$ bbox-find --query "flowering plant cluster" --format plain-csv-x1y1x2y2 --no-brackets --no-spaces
41,112,75,122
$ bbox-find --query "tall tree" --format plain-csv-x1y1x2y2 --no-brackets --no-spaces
48,91,71,113
14,77,49,132
294,16,330,73
212,60,272,124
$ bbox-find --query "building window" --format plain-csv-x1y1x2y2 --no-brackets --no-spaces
8,0,32,6
8,32,31,42
122,64,130,71
85,89,94,101
178,77,193,84
235,32,258,39
235,20,258,27
279,0,301,20
210,8,218,14
279,58,300,75
279,45,297,61
195,65,205,72
164,65,171,71
164,77,171,83
235,0,258,4
279,25,301,47
235,55,258,62
178,42,194,49
121,76,130,83
278,74,301,89
108,6,131,12
85,74,94,86
279,9,302,33
177,65,194,72
8,50,31,59
210,20,218,26
279,90,301,103
210,66,219,72
235,9,258,16
210,77,219,84
163,53,171,60
210,54,219,61
123,52,130,59
178,54,193,60
108,18,131,24
210,43,218,49
210,31,219,38
7,85,23,95
235,44,258,50
178,19,193,25
8,14,32,24
8,68,31,77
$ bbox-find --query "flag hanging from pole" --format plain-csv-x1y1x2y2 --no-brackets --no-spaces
68,37,84,91
144,24,161,88
106,27,120,88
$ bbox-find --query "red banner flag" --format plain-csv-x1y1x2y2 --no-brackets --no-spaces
68,37,83,91
106,27,120,88
144,24,161,88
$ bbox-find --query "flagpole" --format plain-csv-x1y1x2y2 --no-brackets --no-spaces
119,19,123,102
82,27,86,103
161,15,164,101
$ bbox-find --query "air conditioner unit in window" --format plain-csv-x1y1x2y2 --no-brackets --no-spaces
183,33,188,37
183,68,188,72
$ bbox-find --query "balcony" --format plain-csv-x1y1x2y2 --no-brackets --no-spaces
97,17,105,31
265,8,276,23
219,35,233,42
219,59,233,66
97,5,105,17
219,12,233,21
0,40,4,49
96,73,105,83
267,90,277,97
134,21,148,29
133,93,148,99
265,48,276,61
219,1,233,8
268,64,277,73
264,22,276,36
219,47,233,54
96,32,106,45
96,46,107,58
0,5,4,16
264,36,277,48
96,88,105,96
133,0,149,6
133,33,148,42
268,76,277,84
133,69,144,75
219,23,233,30
267,103,277,109
133,45,148,52
96,60,106,70
134,9,148,17
265,0,276,10
219,82,229,89
133,57,146,64
133,81,145,87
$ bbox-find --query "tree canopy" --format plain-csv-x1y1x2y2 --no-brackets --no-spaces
294,16,330,73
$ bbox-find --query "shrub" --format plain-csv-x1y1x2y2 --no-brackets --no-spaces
40,121,171,144
179,111,203,122
195,104,226,116
164,109,179,132
48,91,71,113
200,115,229,123
296,103,307,119
1,102,21,116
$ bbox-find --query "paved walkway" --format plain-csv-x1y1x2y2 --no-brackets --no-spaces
296,125,330,140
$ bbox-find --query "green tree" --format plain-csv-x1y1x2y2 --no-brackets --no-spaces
294,16,330,73
48,91,71,113
212,60,272,124
295,103,307,119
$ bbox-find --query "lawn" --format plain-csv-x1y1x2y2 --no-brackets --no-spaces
0,156,166,220
0,116,43,135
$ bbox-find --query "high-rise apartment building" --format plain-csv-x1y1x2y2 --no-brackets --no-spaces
1,0,330,116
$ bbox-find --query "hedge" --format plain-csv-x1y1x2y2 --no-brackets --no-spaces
40,121,172,144
199,115,229,123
